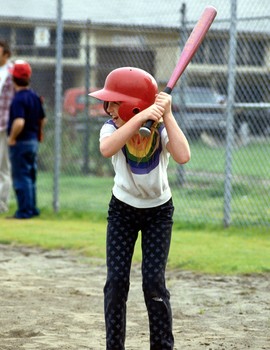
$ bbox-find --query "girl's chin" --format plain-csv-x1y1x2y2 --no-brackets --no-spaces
113,118,125,127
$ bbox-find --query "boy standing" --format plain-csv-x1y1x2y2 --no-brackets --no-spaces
7,60,46,219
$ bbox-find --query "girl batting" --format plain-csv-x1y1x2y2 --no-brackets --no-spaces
89,67,190,350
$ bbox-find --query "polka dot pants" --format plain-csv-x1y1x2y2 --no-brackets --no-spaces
104,195,174,350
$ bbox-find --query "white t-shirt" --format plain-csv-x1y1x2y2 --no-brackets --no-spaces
100,120,172,208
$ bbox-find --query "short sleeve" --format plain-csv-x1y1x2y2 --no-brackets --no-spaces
99,120,116,141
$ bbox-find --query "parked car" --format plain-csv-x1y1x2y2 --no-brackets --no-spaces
63,87,107,117
171,86,227,138
234,106,270,136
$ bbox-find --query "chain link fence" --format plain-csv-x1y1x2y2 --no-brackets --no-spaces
1,0,269,227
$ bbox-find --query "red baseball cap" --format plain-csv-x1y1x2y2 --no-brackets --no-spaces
9,60,32,79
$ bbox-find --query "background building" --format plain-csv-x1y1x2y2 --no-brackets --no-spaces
1,0,270,107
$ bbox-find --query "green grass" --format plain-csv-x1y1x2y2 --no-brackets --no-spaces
36,173,114,216
170,224,270,274
0,213,269,275
35,134,270,226
167,139,270,226
1,139,269,275
171,179,270,226
24,170,269,227
184,139,270,178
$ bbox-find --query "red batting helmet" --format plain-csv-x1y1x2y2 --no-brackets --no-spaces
89,67,158,122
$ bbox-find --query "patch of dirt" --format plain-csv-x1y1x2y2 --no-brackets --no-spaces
0,244,269,349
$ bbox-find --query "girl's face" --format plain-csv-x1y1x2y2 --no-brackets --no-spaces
107,101,125,128
0,47,9,66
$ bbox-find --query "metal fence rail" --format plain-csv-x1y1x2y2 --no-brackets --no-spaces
1,0,269,227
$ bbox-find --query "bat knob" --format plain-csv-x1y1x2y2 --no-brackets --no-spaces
139,125,152,137
139,119,154,137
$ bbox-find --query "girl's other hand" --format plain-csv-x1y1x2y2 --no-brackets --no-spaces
155,92,172,118
137,103,164,124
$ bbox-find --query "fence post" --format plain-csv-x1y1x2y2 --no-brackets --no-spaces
176,2,188,186
223,0,237,227
53,0,63,212
82,19,91,174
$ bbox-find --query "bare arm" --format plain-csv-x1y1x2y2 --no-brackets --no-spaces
40,117,47,129
100,103,164,158
38,117,47,142
8,118,25,146
155,92,191,164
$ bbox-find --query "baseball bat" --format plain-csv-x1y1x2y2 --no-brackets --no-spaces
139,6,217,137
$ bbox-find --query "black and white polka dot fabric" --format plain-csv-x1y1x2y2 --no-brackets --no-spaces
104,195,174,349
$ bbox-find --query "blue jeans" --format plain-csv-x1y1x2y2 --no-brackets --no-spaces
9,140,40,219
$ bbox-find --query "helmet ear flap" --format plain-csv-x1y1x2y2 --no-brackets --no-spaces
118,101,141,122
103,100,141,122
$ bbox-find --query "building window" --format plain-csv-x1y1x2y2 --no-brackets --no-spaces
193,37,228,65
0,27,11,41
15,28,34,55
236,37,265,66
96,46,155,86
63,30,80,58
3,26,80,58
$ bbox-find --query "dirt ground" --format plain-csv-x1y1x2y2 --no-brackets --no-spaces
0,244,269,350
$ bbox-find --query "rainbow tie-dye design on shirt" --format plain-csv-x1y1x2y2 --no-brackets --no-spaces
122,123,164,175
